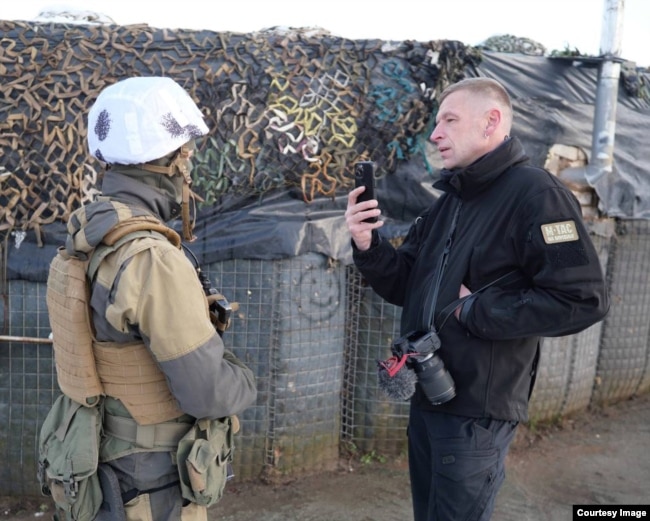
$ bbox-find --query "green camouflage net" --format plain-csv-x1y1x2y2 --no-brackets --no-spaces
0,20,481,239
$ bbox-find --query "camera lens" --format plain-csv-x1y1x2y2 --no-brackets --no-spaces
413,353,456,405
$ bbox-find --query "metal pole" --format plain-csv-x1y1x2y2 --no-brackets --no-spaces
0,334,52,344
587,0,625,208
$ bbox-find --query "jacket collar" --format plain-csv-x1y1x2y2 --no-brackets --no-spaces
434,137,529,200
64,166,182,257
101,166,182,222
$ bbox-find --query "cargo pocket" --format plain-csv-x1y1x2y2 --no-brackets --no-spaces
434,447,501,521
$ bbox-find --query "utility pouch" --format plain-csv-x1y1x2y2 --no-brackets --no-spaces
37,394,103,521
175,415,238,507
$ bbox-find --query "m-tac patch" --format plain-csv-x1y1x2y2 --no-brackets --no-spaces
540,220,579,244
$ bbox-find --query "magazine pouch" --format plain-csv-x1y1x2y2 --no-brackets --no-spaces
37,394,103,521
176,416,237,507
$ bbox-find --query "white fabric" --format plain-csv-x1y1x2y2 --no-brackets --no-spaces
87,77,209,165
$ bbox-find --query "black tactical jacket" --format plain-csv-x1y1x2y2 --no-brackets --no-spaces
353,137,609,422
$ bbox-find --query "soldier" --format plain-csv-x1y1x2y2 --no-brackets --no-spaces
44,76,257,521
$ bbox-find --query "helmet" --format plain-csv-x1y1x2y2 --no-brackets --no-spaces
87,76,209,165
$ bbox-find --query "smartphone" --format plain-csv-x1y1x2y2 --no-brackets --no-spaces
354,161,377,223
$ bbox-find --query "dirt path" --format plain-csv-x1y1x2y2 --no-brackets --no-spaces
493,393,650,521
2,393,649,520
215,392,650,521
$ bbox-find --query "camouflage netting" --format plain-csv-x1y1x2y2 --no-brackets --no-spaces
0,20,480,242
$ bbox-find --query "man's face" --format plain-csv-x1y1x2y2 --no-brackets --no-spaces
429,90,491,170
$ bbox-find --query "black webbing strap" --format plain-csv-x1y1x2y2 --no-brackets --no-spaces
436,269,522,332
121,479,180,505
420,199,522,333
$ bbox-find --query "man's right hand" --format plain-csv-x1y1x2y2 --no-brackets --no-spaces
345,186,383,251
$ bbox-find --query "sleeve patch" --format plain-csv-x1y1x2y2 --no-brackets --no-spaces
541,220,579,244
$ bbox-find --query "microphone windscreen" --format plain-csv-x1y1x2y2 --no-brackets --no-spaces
377,364,417,401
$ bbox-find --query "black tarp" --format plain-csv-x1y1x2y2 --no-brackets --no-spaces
474,52,650,219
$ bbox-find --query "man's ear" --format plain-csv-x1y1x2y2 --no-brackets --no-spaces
485,108,502,137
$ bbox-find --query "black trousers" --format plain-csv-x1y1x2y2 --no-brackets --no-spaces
408,406,518,521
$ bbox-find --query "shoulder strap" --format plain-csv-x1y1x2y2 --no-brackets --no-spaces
102,218,180,248
87,228,169,282
84,216,180,281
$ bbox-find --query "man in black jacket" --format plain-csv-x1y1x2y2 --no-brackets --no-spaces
345,77,609,521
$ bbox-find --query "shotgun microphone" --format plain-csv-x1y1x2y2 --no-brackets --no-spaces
377,354,418,401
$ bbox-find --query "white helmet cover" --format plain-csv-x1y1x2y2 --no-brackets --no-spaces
87,76,209,165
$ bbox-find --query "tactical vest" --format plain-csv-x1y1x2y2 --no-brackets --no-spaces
46,216,188,425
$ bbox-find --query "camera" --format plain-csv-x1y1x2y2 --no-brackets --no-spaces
392,330,456,405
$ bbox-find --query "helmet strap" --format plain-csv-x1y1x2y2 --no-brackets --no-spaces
173,144,196,242
139,143,199,242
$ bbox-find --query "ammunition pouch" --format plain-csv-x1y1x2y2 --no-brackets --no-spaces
37,394,103,521
175,416,239,507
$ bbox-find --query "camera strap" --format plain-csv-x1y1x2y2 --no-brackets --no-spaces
421,199,522,333
436,269,522,331
421,200,463,333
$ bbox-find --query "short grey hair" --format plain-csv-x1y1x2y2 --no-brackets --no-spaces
439,77,513,133
439,77,512,111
